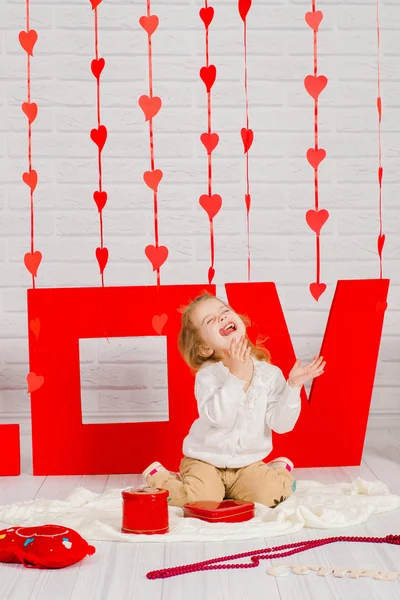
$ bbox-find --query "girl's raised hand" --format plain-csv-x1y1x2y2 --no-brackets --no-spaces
223,336,253,382
288,356,326,388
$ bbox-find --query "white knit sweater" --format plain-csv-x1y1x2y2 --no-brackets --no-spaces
182,357,302,468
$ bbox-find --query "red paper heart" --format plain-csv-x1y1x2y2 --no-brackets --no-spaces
145,245,169,271
199,7,214,28
377,234,385,257
304,75,328,101
200,65,216,92
378,166,383,186
241,128,254,153
309,282,326,301
238,0,252,22
306,148,326,169
90,125,107,151
19,30,38,56
138,95,162,121
143,169,163,192
22,102,38,124
200,132,219,154
139,15,159,36
245,193,251,212
208,266,215,284
305,10,323,32
199,194,222,220
95,247,108,274
93,191,107,212
306,209,329,235
91,58,105,79
27,372,44,393
90,0,102,9
22,170,38,192
376,301,388,314
377,96,382,121
152,314,168,334
24,251,42,277
30,317,40,340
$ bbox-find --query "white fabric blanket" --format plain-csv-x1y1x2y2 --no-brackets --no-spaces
0,478,399,544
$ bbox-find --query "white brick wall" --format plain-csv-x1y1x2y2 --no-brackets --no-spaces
1,0,399,437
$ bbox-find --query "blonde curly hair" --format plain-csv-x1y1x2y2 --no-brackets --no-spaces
177,291,271,372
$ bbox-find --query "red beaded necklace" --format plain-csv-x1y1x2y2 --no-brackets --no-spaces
146,534,400,579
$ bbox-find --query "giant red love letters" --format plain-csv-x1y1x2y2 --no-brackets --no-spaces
0,280,385,476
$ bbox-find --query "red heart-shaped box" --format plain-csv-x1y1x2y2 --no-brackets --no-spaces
183,500,255,523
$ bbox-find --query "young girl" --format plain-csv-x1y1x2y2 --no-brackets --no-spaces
142,292,325,509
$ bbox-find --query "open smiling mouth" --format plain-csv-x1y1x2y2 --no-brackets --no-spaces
219,322,237,336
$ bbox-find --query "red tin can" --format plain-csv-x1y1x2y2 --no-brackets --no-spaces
183,499,255,523
121,487,169,535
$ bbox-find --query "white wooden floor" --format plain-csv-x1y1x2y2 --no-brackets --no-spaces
1,428,400,600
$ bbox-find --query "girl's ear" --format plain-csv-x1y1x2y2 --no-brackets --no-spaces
199,345,213,358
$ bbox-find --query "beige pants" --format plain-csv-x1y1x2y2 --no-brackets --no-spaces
147,456,295,509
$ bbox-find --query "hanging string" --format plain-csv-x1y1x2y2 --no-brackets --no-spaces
239,0,253,281
140,1,168,285
20,0,40,288
304,1,328,302
199,2,221,285
376,0,384,278
90,0,108,285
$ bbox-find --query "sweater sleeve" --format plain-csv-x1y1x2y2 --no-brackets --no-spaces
264,366,302,434
194,365,247,429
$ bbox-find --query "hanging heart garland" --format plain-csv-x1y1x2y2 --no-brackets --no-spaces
89,0,108,283
139,4,167,284
304,2,328,301
198,3,221,284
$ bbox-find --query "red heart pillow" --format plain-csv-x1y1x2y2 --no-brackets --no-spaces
0,524,95,569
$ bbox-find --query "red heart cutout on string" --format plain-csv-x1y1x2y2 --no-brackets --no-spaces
96,247,108,274
22,102,38,124
91,58,105,79
90,0,102,9
90,125,107,151
138,95,162,121
378,167,383,186
241,128,254,153
199,194,222,220
200,65,216,92
376,301,388,314
208,267,215,284
377,234,385,257
238,0,252,22
200,132,219,154
199,7,214,28
93,191,107,212
143,169,163,192
245,193,251,212
27,372,44,393
30,317,40,340
24,251,42,277
139,15,159,36
306,148,326,169
309,282,326,301
145,245,169,271
306,209,329,235
304,75,328,100
22,170,38,192
305,10,323,32
152,314,168,334
377,96,382,121
19,30,38,56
